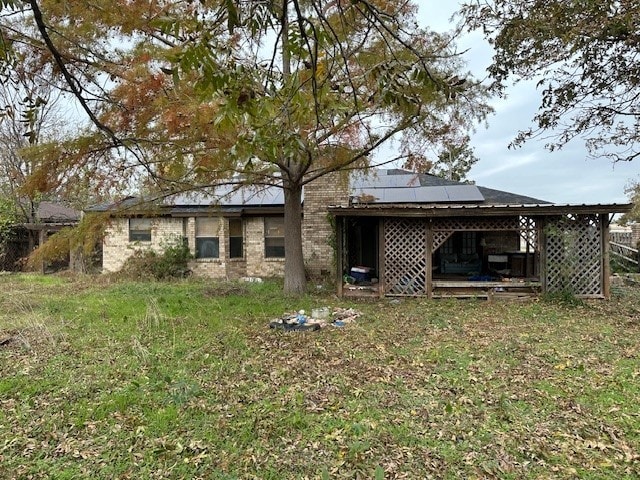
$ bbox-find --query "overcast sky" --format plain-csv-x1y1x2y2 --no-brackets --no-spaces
411,1,639,205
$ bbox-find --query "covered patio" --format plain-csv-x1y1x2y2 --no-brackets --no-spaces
331,203,631,300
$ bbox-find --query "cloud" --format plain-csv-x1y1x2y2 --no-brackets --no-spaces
416,1,638,207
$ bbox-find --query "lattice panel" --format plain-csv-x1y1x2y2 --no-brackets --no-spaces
519,216,537,251
433,230,454,251
433,217,519,232
545,215,602,296
384,218,426,295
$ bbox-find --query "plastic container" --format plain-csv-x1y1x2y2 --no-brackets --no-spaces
311,307,330,320
350,266,371,282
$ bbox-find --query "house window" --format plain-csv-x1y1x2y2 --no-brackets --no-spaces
462,232,477,254
264,217,285,258
129,218,152,242
229,218,244,259
195,217,220,259
441,235,454,255
442,232,477,255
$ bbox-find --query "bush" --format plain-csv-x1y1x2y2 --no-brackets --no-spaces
118,242,192,280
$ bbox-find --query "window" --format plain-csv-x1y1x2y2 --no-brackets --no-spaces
441,232,477,255
441,235,454,255
264,217,285,258
195,217,219,259
229,218,244,259
461,232,477,254
129,218,152,242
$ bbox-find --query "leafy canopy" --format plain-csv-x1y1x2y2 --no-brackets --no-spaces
460,0,640,162
0,0,490,191
0,0,491,293
619,180,640,225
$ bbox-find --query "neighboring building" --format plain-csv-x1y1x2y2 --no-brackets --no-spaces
91,169,631,299
0,201,80,271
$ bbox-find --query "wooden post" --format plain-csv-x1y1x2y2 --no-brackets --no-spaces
602,214,611,299
377,217,385,298
335,216,344,298
426,219,433,299
538,218,547,294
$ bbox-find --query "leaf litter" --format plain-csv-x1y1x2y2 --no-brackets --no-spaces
0,277,639,479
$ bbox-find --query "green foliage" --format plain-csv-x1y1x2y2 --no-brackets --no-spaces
0,197,17,244
27,212,107,270
117,239,192,281
460,0,640,163
1,275,640,478
619,179,640,225
541,290,585,307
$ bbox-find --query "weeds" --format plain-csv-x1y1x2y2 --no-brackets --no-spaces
0,274,639,479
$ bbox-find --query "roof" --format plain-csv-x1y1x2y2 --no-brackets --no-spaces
87,185,285,216
87,168,631,217
37,201,80,223
331,169,632,216
350,169,550,205
328,202,632,217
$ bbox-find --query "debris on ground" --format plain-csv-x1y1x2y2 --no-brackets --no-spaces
268,307,362,331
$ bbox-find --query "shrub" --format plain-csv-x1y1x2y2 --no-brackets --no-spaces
118,241,192,280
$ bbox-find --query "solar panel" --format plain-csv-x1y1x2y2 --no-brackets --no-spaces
444,185,485,202
350,172,420,189
351,185,484,204
168,185,285,206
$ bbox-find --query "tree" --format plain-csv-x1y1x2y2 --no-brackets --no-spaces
619,180,640,225
460,0,640,163
1,0,491,294
402,133,478,181
0,61,63,224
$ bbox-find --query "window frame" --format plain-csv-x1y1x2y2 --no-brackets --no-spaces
264,216,285,258
195,217,220,259
129,218,152,242
228,218,244,259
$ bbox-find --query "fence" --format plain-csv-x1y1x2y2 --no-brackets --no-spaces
610,231,633,246
610,241,639,272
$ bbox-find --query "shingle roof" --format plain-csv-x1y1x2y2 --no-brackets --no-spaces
353,169,551,206
37,201,81,223
87,168,554,213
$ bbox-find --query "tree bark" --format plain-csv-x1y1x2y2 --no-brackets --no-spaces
283,181,306,295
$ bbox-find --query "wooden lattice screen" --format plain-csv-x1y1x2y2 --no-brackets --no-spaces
431,217,524,253
544,214,602,296
384,218,426,295
519,216,537,251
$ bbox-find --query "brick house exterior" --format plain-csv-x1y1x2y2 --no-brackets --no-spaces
93,169,631,297
97,171,349,280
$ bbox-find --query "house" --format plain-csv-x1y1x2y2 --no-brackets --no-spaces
91,169,631,299
1,201,80,271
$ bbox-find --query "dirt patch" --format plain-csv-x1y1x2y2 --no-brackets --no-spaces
202,283,250,298
0,327,55,352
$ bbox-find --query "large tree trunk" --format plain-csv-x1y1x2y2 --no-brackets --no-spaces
283,181,306,295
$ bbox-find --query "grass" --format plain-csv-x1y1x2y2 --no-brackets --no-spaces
1,273,639,479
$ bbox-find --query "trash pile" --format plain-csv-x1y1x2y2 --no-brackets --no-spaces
268,307,361,331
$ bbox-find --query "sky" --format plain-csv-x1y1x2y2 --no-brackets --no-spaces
410,2,639,206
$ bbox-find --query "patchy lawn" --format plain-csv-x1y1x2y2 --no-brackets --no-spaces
1,273,639,479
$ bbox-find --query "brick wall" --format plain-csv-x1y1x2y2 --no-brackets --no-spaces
188,217,227,279
302,171,350,278
103,171,350,279
102,217,184,272
103,215,286,279
245,217,285,278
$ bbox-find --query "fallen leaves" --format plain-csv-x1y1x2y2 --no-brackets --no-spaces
1,278,640,478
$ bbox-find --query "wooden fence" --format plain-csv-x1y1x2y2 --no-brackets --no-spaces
610,241,639,271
